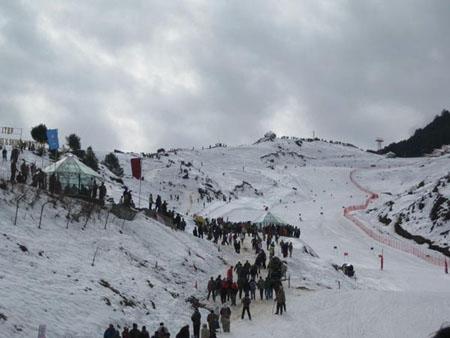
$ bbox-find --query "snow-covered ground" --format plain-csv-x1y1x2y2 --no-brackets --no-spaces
1,137,449,337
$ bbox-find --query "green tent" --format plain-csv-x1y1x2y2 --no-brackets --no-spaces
43,154,102,190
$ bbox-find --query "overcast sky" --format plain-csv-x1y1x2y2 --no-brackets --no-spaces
1,1,449,152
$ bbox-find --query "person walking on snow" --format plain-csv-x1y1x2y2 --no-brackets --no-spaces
207,277,215,301
241,294,252,320
249,278,257,300
220,304,232,333
227,266,233,282
200,324,209,338
207,310,218,337
191,308,201,338
257,276,265,300
275,286,286,315
288,242,293,257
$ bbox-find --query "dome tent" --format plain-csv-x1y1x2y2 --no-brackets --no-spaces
43,154,102,191
255,212,287,227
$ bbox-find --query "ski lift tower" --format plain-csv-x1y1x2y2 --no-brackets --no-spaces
375,138,384,151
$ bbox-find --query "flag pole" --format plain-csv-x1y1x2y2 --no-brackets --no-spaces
138,158,142,208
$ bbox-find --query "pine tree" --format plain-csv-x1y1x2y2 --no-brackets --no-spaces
102,152,124,177
31,124,48,144
83,146,99,171
66,134,81,151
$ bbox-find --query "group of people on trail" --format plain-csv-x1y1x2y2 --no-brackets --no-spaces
200,224,293,331
104,322,172,338
280,240,293,258
148,193,187,231
6,149,44,190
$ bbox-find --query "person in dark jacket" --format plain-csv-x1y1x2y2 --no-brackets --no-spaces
10,160,17,182
139,326,150,338
191,308,201,338
275,286,286,315
121,327,130,338
175,325,190,338
104,324,116,338
207,276,215,301
129,323,141,338
156,323,170,338
241,295,252,320
257,276,265,300
99,182,107,202
207,310,218,337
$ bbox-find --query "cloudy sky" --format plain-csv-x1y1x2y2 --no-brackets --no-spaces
0,1,449,152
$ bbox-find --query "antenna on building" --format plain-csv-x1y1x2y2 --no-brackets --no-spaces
375,137,384,151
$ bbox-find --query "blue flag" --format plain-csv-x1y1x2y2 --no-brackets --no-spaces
46,129,59,150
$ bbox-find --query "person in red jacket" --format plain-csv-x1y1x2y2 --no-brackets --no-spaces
227,266,233,282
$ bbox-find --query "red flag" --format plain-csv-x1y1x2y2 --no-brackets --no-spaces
130,158,141,179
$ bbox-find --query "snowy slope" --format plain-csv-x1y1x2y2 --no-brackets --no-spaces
1,137,450,338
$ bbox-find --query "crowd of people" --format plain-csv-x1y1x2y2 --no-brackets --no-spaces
149,193,187,230
261,224,301,238
103,322,174,338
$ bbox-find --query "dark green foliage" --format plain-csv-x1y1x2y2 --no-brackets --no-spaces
66,133,81,151
31,124,48,144
83,146,99,171
380,110,450,157
103,153,124,177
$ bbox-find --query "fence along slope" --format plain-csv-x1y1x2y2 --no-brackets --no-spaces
343,169,446,268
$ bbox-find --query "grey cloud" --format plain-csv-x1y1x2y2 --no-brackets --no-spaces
0,0,448,152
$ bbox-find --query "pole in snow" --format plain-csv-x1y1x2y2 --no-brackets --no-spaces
379,249,384,271
445,259,448,274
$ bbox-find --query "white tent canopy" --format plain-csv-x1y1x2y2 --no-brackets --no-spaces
254,212,287,226
43,154,102,189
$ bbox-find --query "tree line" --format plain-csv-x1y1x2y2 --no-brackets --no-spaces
380,109,450,157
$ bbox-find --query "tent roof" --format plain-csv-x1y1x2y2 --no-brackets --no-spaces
255,212,287,226
43,154,102,179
